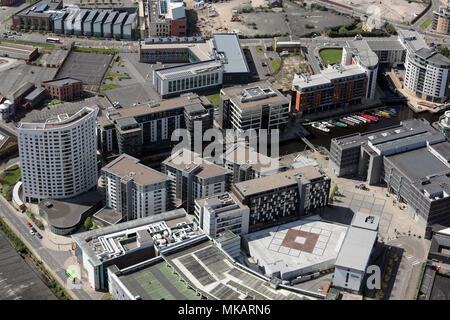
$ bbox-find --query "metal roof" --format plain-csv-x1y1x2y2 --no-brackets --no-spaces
211,33,249,74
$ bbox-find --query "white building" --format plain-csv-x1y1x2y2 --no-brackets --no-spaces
399,29,450,103
18,106,98,202
194,192,249,237
0,100,14,120
153,60,223,98
101,153,169,221
334,212,379,293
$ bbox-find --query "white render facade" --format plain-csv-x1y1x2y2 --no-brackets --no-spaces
18,106,99,202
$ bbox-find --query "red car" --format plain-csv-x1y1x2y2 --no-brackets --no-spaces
399,77,404,81
27,222,32,227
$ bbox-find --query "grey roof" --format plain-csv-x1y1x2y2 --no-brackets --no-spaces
84,10,98,23
94,10,108,24
351,212,380,231
9,82,34,99
414,48,450,67
211,33,249,74
93,207,123,226
386,143,450,182
114,12,128,25
345,39,378,68
104,11,118,24
184,102,206,114
23,86,46,101
39,190,104,229
335,226,377,271
366,39,405,51
42,77,82,87
124,13,136,25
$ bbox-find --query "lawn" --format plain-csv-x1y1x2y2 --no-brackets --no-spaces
271,59,281,74
105,72,130,79
255,46,262,53
2,167,21,186
420,19,432,29
101,83,120,91
0,39,54,48
205,92,220,106
319,48,343,67
74,46,119,55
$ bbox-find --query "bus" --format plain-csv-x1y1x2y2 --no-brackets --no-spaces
46,37,60,44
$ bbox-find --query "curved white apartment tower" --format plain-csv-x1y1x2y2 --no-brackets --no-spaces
18,106,99,202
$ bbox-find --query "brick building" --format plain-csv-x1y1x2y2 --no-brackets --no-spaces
41,77,83,101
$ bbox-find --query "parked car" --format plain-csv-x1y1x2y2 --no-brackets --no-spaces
36,233,42,239
27,221,32,227
29,229,35,236
31,227,37,233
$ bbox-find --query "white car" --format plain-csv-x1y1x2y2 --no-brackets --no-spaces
29,229,35,236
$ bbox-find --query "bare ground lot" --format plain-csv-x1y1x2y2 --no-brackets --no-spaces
186,0,351,37
271,54,309,91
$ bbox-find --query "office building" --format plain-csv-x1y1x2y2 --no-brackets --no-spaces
194,192,249,237
153,60,223,98
432,6,450,35
18,106,98,202
398,29,450,103
329,119,450,227
292,64,367,114
71,209,202,291
162,148,231,211
41,77,83,101
334,212,379,292
97,93,214,157
221,144,287,183
232,166,331,232
218,81,290,134
101,154,170,221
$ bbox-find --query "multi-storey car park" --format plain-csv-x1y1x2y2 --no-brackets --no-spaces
18,106,98,203
97,93,214,158
232,166,331,233
101,154,170,222
329,119,450,228
217,81,291,134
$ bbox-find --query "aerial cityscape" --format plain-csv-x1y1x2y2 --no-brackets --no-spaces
0,0,449,305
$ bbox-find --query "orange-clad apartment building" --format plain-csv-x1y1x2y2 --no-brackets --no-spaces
292,64,368,115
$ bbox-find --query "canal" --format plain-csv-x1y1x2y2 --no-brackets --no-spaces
279,104,444,156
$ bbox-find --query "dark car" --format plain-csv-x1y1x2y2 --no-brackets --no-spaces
31,227,37,233
36,233,42,239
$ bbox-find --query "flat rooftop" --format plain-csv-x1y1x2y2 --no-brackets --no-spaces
164,149,230,179
71,209,200,266
335,226,377,271
195,192,248,217
163,237,316,300
221,81,288,110
211,33,249,74
42,77,82,87
155,60,222,80
0,42,37,56
243,217,348,279
39,190,104,229
234,166,326,197
102,153,168,186
140,39,213,62
107,93,210,121
93,207,123,226
223,144,286,174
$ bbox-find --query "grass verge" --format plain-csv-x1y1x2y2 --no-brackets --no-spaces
420,19,432,29
74,46,119,54
271,59,281,74
0,38,54,48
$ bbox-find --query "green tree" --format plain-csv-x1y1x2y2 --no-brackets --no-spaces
84,217,93,229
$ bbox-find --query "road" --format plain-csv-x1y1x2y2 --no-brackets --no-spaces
0,196,93,300
387,236,428,300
